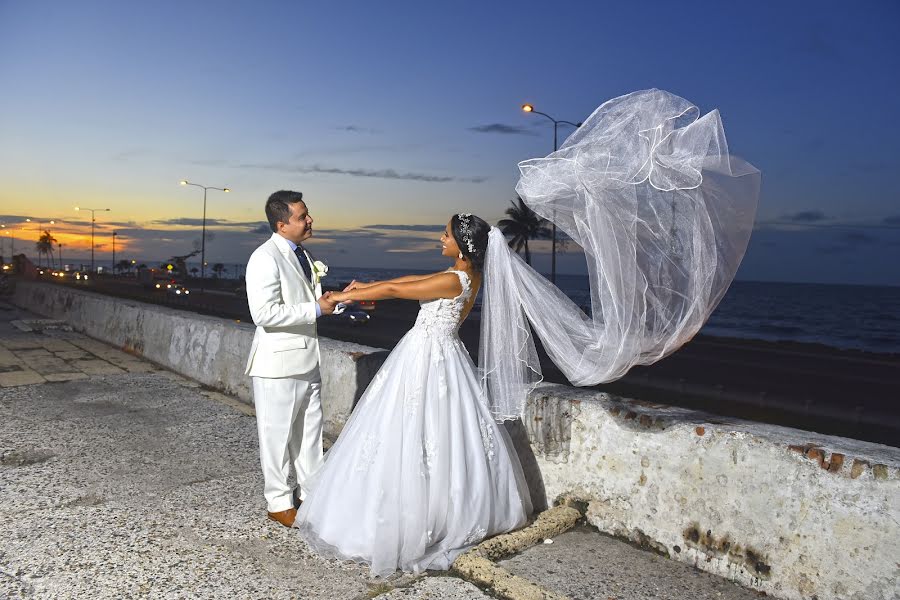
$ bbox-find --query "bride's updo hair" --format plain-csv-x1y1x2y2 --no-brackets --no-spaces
451,213,490,272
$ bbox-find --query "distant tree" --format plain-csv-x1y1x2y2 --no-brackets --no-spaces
212,263,225,278
116,259,131,274
35,230,57,269
497,197,551,265
136,263,148,272
190,267,199,277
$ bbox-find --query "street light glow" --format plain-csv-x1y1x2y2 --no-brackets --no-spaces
180,180,188,186
224,188,230,193
522,104,534,112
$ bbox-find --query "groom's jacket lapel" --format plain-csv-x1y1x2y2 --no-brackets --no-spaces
270,233,313,292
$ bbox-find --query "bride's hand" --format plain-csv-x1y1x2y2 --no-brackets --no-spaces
343,280,361,292
330,291,351,303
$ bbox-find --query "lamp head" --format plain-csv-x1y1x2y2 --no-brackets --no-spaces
180,180,188,186
224,188,230,193
522,104,534,113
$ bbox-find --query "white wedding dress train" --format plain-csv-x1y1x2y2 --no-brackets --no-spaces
294,270,533,576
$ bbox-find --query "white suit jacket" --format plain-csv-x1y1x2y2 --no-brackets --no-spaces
244,233,323,378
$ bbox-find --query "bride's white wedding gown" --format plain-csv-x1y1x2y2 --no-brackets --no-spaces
294,270,533,576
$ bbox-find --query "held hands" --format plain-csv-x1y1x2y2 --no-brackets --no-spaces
317,291,341,315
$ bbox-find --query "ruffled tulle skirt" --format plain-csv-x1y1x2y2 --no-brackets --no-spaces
294,325,532,576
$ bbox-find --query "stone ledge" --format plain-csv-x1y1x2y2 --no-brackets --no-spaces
526,383,899,600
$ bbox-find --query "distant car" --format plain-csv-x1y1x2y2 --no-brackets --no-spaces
333,307,370,326
166,283,191,297
356,299,376,311
73,271,90,282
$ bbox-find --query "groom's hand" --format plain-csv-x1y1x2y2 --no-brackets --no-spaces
317,291,339,315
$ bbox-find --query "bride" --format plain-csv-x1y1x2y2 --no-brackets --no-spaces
293,213,533,576
294,89,759,577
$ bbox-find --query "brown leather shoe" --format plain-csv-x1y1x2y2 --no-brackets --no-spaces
267,507,297,528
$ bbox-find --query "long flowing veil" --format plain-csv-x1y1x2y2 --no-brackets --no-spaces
480,89,760,421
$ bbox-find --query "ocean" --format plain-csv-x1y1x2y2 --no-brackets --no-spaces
322,268,900,356
75,259,900,356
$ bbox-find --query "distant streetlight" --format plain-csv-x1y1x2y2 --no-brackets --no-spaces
180,180,230,291
58,243,63,269
112,231,117,275
521,103,582,285
74,207,110,273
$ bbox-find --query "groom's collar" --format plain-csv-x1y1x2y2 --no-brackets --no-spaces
270,232,302,254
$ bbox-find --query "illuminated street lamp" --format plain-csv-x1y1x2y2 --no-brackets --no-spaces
179,180,230,291
74,207,110,273
521,103,581,284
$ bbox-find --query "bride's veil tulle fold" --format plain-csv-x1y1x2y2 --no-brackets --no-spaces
479,89,760,422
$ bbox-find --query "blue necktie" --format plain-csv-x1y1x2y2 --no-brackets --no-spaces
294,246,312,282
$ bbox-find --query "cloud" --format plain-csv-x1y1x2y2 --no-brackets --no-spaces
468,123,538,136
236,162,487,184
335,125,381,134
839,231,877,245
112,148,152,161
362,224,444,232
883,215,900,226
783,210,827,223
152,218,267,229
188,158,229,166
250,224,271,234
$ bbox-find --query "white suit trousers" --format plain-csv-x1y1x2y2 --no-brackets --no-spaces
252,371,324,512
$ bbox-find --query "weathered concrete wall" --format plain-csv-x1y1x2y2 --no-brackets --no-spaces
10,280,900,600
11,281,387,439
524,385,900,600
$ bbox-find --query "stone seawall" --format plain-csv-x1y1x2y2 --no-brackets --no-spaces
10,281,387,440
10,280,899,600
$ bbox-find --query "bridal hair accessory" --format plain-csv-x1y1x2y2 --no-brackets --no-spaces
457,213,476,254
479,89,760,421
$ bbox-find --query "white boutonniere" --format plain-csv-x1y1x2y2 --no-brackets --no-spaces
312,260,328,280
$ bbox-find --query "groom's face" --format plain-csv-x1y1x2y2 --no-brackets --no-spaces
279,200,314,244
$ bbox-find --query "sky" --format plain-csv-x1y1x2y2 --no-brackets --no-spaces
1,0,898,285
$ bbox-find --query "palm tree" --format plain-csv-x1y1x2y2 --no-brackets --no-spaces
35,230,57,269
116,259,131,274
497,197,551,265
212,263,225,278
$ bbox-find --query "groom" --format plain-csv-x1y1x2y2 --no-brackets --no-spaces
244,190,339,527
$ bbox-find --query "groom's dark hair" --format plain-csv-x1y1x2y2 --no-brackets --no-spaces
265,190,305,232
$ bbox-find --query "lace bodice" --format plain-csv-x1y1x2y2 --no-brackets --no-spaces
412,270,472,337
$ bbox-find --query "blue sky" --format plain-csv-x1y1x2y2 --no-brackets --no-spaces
1,0,898,284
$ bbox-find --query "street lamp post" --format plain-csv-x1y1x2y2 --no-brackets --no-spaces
112,231,117,275
180,180,230,292
74,207,110,274
521,103,581,285
58,243,63,270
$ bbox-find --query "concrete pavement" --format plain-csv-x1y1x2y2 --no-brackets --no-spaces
1,300,771,599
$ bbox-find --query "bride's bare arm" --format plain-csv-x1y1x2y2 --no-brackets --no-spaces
333,273,462,302
343,272,443,292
